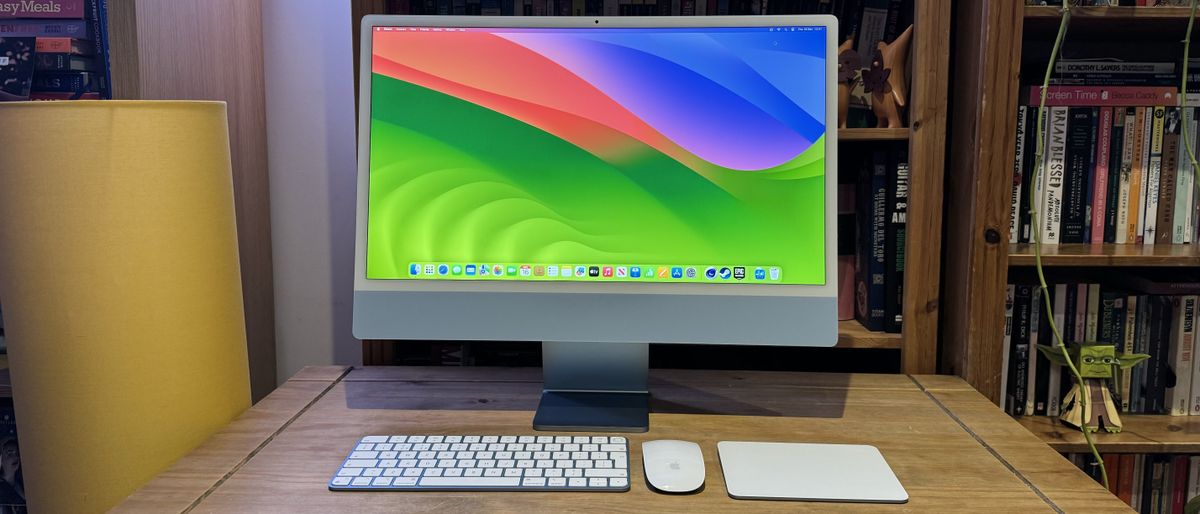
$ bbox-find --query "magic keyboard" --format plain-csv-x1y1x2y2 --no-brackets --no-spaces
329,435,631,491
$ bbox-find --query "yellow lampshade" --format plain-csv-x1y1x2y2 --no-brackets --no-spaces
0,101,251,513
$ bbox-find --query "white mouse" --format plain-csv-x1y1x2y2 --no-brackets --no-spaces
642,440,705,493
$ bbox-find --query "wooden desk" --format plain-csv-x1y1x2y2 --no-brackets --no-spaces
113,367,1130,513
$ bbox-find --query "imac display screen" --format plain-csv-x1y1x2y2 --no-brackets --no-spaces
367,25,827,285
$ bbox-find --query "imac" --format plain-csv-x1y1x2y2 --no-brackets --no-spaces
354,15,837,432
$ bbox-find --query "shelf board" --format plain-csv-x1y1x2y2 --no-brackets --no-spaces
1018,414,1200,454
836,319,901,349
1008,243,1200,267
838,128,909,142
1025,5,1200,40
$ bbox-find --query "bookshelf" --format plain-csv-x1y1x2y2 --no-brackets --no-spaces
351,1,952,373
944,2,1200,456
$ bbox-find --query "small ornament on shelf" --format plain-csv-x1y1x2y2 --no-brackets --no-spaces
1036,344,1149,433
837,39,860,129
865,25,913,129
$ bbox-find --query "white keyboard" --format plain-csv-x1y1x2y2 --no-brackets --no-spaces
329,435,631,492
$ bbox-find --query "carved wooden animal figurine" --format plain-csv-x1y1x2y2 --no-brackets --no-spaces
867,25,912,129
836,39,858,129
1036,344,1149,433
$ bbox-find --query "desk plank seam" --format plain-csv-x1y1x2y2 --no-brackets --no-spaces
180,367,351,514
907,375,1064,514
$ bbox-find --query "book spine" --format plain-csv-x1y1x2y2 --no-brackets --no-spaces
1148,296,1173,414
1105,109,1126,243
1168,296,1195,416
1034,289,1051,416
1175,108,1196,244
1121,297,1136,412
1144,106,1165,244
0,0,84,18
1189,457,1200,507
87,0,109,99
1092,107,1112,243
28,71,93,93
854,152,887,332
1104,453,1120,495
1001,284,1015,406
0,19,88,37
1083,108,1099,243
1039,107,1067,244
1027,289,1042,416
1085,283,1100,343
1127,107,1148,244
34,36,88,54
855,0,888,56
883,151,908,334
1118,454,1135,507
1010,106,1028,244
1061,107,1092,243
1157,107,1181,245
1020,107,1040,243
1172,455,1186,514
1027,85,1180,106
1010,284,1033,416
1133,295,1149,413
1132,454,1145,510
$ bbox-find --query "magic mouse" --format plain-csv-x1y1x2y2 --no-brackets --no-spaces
642,440,705,493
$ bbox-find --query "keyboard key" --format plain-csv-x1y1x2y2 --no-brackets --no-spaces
414,444,431,451
504,468,522,477
484,469,503,477
337,468,361,477
585,469,627,478
437,451,455,459
379,460,398,468
522,477,547,487
518,436,535,443
534,452,551,460
432,444,450,451
371,477,390,486
355,444,374,451
527,443,543,452
456,451,475,460
403,468,422,477
555,436,571,443
506,443,523,451
515,452,532,460
612,453,627,468
363,468,383,477
389,436,408,444
596,460,613,469
479,460,496,468
331,477,352,486
363,436,389,443
582,444,598,452
445,468,463,477
611,437,626,444
344,459,377,468
594,436,609,444
589,478,607,487
437,460,456,468
352,477,372,486
420,476,521,488
565,469,583,477
577,460,593,469
380,452,398,460
418,460,436,468
546,444,561,452
375,443,393,451
564,444,580,452
517,461,534,469
396,444,412,451
393,477,418,486
464,436,481,443
427,436,444,443
491,443,508,452
445,436,462,443
610,477,628,488
545,468,563,477
458,460,477,468
384,469,404,477
418,452,435,459
350,451,379,459
573,436,589,444
496,452,513,460
469,444,487,451
399,459,417,468
568,477,586,487
536,460,553,468
500,436,517,443
548,477,567,487
572,452,588,460
498,460,515,468
600,444,624,452
590,452,607,460
423,468,443,477
450,444,468,451
477,451,494,460
399,452,417,460
408,436,426,443
537,436,552,443
466,469,484,477
556,460,574,469
525,468,543,477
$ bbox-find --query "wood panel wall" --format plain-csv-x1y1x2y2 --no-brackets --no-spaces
107,0,277,402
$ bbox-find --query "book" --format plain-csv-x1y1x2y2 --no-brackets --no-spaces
0,398,22,513
1123,295,1138,412
29,70,96,93
1050,60,1177,86
0,36,33,101
1027,289,1042,415
1146,296,1173,414
1143,106,1165,244
1116,107,1138,244
1175,107,1196,244
1047,284,1067,416
1118,454,1136,506
1019,108,1042,243
1127,108,1149,244
0,19,88,38
1062,107,1092,243
1010,284,1033,416
1167,296,1196,416
855,151,887,332
1092,107,1113,243
1157,107,1181,245
1085,283,1100,343
34,36,89,54
1108,269,1200,295
883,150,908,333
1104,108,1127,243
29,90,97,100
1189,457,1200,505
1010,106,1028,243
1027,85,1180,106
1039,106,1067,244
0,0,84,18
1001,284,1015,405
33,52,93,71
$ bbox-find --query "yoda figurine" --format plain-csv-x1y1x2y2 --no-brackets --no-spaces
1036,344,1149,433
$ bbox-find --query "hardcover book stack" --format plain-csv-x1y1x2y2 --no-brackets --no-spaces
851,144,908,334
0,0,111,101
1001,271,1200,418
1010,60,1200,246
1070,453,1200,513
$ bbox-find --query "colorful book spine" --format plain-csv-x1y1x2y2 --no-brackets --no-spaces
1143,106,1165,244
1122,295,1138,412
0,19,88,38
1157,107,1181,245
855,151,887,332
1061,107,1092,243
1104,109,1127,243
1027,85,1180,106
883,151,908,334
1127,108,1148,244
1010,106,1028,243
1091,107,1112,243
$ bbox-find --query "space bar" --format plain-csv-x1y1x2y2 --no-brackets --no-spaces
418,477,522,487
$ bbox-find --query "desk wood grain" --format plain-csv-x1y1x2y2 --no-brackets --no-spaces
115,367,1127,513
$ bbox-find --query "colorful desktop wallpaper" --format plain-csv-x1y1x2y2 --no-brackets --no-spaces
367,26,827,285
